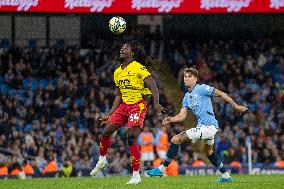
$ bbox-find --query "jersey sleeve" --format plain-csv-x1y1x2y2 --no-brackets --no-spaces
113,71,119,87
137,63,151,80
200,84,215,97
182,95,188,108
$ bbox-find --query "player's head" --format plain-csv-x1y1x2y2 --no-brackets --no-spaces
119,43,132,61
64,156,72,166
184,68,199,88
120,41,145,62
143,126,149,132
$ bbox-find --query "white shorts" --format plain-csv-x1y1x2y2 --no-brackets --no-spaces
141,152,154,161
185,126,218,145
157,151,167,160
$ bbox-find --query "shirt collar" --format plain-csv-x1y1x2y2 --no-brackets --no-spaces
188,84,197,93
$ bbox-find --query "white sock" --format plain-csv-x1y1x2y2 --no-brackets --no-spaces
221,172,230,179
99,155,106,162
133,171,140,177
159,165,166,172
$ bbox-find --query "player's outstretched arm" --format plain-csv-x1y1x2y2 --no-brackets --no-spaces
162,108,187,126
99,88,122,126
214,89,248,114
144,76,166,116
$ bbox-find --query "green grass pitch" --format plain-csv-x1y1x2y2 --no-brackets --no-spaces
1,175,284,189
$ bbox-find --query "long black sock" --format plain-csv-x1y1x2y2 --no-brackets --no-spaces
208,153,226,173
162,143,179,167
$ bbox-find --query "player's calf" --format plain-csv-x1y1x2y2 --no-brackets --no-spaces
207,152,232,182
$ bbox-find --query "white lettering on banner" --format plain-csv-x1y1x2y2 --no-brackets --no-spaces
270,0,284,9
0,0,39,11
200,0,253,12
132,0,183,13
64,0,113,12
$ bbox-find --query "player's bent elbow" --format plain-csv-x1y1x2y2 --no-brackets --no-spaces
180,115,186,121
171,135,181,145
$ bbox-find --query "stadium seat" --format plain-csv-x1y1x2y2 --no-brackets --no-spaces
8,89,17,97
24,124,33,132
40,80,48,89
0,84,9,94
0,39,11,48
31,80,39,91
55,39,65,49
28,39,37,49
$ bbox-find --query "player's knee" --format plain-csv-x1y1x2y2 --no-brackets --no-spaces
204,147,213,157
171,135,181,144
206,150,213,157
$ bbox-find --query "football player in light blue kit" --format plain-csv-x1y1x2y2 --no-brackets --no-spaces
147,68,248,182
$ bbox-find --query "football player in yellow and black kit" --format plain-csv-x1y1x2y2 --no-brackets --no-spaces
90,41,165,184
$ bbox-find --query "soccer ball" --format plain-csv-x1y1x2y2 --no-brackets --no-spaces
109,16,126,34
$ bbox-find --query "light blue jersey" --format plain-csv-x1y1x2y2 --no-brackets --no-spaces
182,84,218,128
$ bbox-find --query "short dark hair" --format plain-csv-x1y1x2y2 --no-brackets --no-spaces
126,40,145,63
184,68,199,79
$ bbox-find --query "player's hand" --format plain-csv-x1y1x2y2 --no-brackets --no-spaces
154,104,167,116
234,105,248,114
99,115,110,126
162,116,171,126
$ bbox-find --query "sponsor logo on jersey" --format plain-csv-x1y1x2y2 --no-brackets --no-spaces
118,79,132,88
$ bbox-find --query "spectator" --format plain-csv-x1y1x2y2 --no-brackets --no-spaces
60,156,76,177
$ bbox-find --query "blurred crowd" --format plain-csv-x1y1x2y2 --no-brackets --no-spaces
0,37,170,176
0,35,284,177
